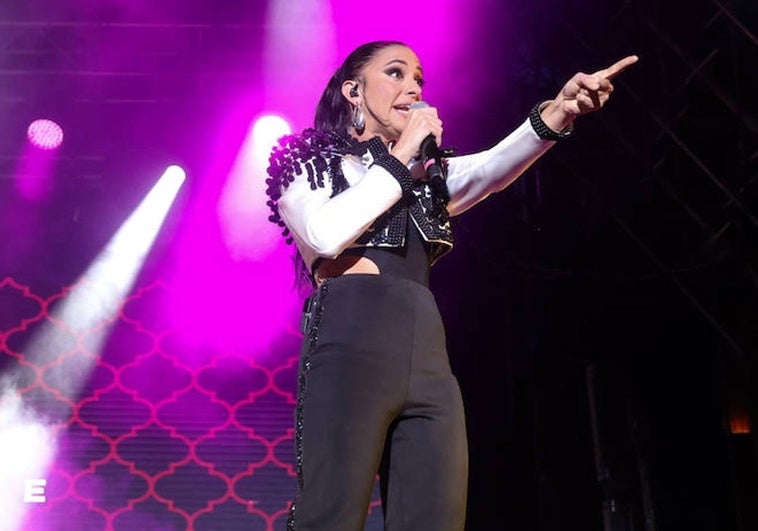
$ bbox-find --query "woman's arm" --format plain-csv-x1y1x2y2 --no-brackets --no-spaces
276,149,414,261
445,118,554,217
445,54,639,217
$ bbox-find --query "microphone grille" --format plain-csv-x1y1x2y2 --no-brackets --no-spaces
409,101,430,110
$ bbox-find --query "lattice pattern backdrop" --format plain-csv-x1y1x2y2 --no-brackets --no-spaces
0,277,383,531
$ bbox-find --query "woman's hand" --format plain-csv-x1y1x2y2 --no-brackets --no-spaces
540,55,639,133
391,105,443,166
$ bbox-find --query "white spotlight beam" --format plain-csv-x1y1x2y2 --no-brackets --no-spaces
219,115,291,259
28,165,186,364
0,165,185,531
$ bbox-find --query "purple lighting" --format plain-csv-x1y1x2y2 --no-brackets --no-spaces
27,119,64,150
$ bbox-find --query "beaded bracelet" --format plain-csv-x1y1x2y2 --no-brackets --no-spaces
529,102,573,141
373,153,415,197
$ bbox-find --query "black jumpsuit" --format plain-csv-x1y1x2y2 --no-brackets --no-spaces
289,219,468,531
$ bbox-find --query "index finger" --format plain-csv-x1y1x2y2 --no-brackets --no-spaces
594,55,639,80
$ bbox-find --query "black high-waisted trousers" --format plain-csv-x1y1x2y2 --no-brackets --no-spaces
288,273,468,531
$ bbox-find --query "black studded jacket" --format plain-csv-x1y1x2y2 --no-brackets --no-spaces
265,117,555,274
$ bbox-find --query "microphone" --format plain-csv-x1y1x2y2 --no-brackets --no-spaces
409,101,445,180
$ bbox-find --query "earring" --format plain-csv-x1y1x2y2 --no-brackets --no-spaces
351,103,365,135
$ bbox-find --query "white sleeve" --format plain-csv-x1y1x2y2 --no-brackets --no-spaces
445,118,555,217
277,158,404,260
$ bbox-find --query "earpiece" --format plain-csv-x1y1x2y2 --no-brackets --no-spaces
349,84,359,98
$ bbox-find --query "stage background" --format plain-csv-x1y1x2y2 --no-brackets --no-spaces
2,1,757,530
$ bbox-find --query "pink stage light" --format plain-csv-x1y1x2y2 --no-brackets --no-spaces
171,107,301,357
253,115,291,149
218,113,292,260
27,119,64,150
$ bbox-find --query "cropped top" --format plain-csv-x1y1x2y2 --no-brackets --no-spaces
338,212,433,287
265,117,555,276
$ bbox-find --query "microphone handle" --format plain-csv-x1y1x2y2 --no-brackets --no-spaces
420,135,444,180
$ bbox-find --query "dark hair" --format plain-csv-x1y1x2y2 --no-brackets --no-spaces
314,40,406,132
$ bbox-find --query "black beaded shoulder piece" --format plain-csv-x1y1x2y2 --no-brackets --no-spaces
265,128,361,244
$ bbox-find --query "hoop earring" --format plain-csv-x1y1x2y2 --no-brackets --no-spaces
352,103,365,135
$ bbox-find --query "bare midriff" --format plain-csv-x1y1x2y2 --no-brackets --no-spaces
313,255,380,287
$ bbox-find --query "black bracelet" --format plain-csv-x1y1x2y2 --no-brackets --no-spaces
373,154,415,197
529,102,573,141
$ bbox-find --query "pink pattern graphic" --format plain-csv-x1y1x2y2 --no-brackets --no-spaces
0,277,383,530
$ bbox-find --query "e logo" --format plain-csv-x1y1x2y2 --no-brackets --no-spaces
23,479,47,503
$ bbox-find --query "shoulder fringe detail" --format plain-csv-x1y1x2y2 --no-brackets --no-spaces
265,129,357,244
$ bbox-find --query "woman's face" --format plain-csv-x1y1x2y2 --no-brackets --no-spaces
349,45,424,143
